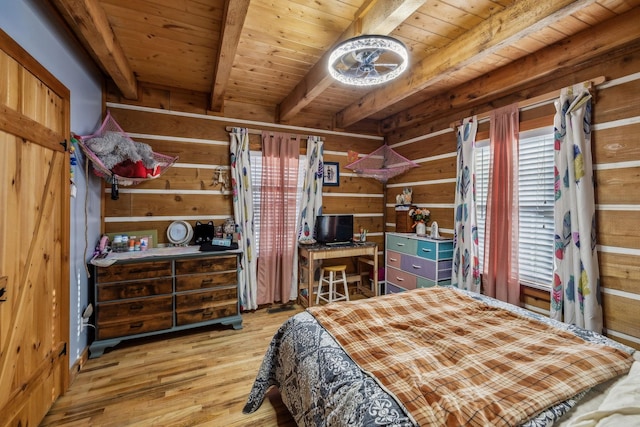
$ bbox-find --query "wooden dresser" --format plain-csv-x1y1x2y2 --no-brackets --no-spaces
89,249,242,358
385,233,453,294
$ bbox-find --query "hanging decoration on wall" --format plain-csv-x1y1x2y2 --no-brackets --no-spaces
210,167,231,192
78,111,178,200
345,144,418,183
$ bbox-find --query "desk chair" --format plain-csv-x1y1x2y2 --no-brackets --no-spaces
316,265,349,304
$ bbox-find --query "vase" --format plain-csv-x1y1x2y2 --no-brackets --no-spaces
415,222,427,235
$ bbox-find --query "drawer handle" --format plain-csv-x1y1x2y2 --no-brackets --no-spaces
201,295,214,302
130,322,143,329
131,286,144,293
201,263,214,269
421,249,432,253
201,278,213,285
202,310,213,319
396,277,404,282
129,304,143,311
412,264,422,270
396,243,406,246
390,257,398,262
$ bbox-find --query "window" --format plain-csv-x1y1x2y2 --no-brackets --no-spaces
475,128,555,288
250,151,306,253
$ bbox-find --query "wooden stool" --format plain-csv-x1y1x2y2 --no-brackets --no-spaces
316,265,349,304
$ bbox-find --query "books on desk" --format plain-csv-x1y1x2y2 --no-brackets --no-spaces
212,238,232,247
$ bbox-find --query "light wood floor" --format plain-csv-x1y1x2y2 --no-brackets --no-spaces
41,305,304,426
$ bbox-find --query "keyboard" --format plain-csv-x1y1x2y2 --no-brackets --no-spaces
325,241,356,247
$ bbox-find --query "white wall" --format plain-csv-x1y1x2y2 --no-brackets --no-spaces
0,0,103,367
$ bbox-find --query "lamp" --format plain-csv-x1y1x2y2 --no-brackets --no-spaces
328,35,408,86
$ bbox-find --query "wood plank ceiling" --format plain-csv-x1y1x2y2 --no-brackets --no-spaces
49,0,640,133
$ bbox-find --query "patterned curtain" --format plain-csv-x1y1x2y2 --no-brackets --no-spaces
484,103,520,306
291,136,324,300
256,132,299,305
551,87,602,332
298,135,324,242
229,128,258,310
452,117,481,293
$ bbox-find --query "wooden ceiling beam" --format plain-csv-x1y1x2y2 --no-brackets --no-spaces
210,0,250,113
381,7,640,133
277,0,426,122
336,0,599,128
50,0,137,99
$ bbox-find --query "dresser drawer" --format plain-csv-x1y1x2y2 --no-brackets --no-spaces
97,295,173,322
401,255,436,280
175,301,238,326
97,312,173,340
175,255,237,275
438,260,453,279
97,277,173,302
175,287,237,310
418,277,452,288
417,240,454,260
417,277,437,288
386,234,418,255
386,283,406,294
386,250,403,269
96,261,172,283
175,271,237,292
438,241,454,259
386,266,417,290
416,240,437,260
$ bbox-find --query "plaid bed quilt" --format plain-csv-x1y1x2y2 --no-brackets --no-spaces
307,287,634,427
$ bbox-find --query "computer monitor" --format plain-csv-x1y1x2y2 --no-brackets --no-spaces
314,214,354,244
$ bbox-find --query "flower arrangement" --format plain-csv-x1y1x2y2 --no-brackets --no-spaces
408,207,430,228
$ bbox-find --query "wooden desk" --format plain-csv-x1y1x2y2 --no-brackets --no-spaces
298,242,378,307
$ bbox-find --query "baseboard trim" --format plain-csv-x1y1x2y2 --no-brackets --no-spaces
67,346,90,387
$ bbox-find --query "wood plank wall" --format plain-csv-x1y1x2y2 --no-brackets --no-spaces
101,84,385,268
101,42,639,348
384,43,640,350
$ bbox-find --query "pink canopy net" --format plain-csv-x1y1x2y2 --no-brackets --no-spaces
78,110,178,187
77,110,179,200
345,145,418,183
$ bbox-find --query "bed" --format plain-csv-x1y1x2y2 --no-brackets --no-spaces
243,287,637,426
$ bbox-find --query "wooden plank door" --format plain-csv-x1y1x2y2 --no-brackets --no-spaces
0,30,71,426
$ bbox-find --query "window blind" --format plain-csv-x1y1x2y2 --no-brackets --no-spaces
517,132,555,287
250,152,306,252
475,129,554,288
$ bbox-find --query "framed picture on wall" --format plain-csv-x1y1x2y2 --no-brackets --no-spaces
323,162,340,186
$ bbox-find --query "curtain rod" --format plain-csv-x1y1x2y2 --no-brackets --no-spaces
450,76,606,130
225,126,325,141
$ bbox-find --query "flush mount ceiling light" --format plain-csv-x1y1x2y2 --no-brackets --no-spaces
328,35,408,86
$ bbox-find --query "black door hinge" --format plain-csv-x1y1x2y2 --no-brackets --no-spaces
59,342,67,357
60,140,68,151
